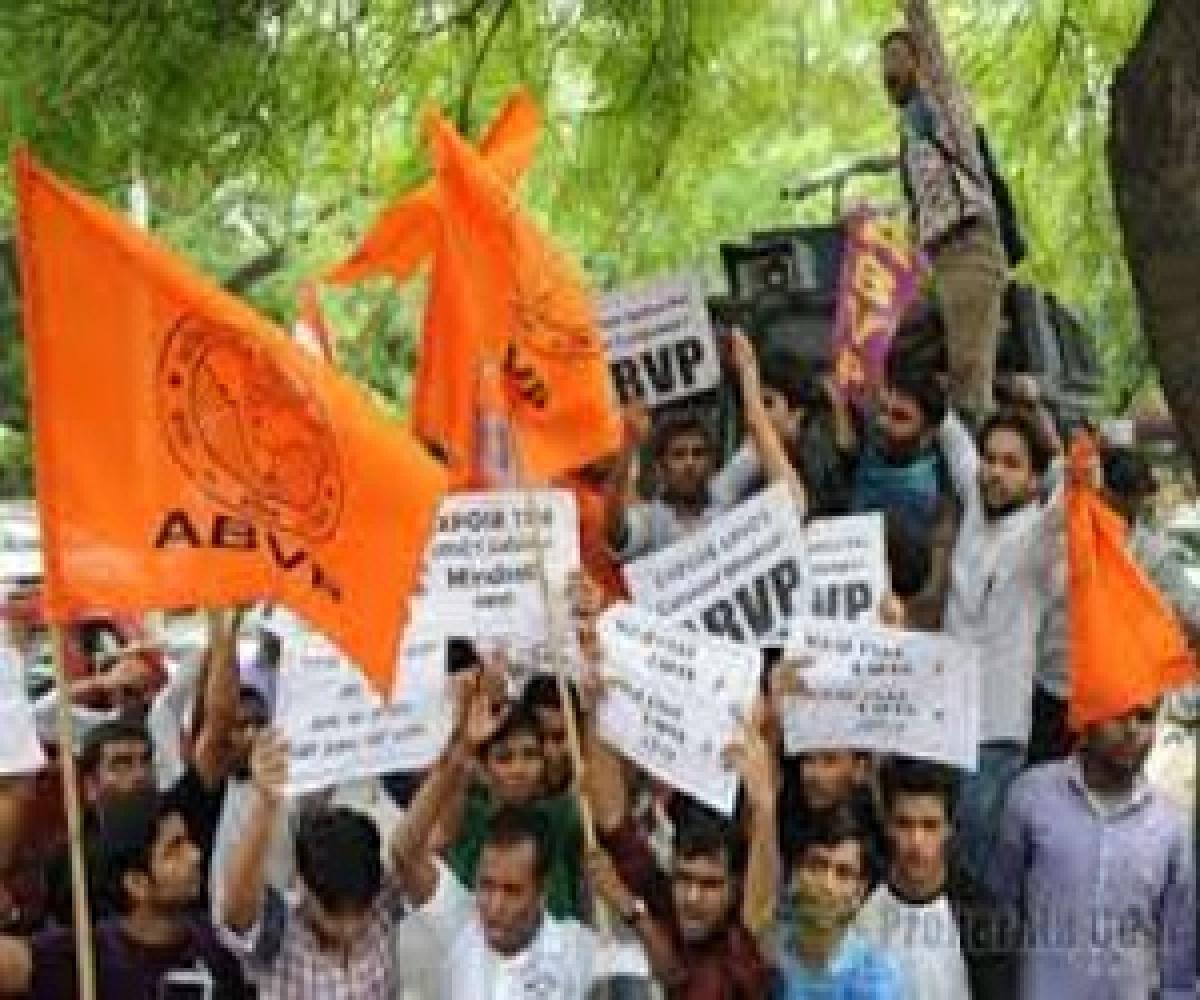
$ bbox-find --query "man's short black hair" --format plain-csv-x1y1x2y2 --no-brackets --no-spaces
758,352,824,412
978,408,1054,477
673,803,745,876
651,410,717,460
883,361,947,428
80,717,152,778
880,28,918,54
785,803,871,878
95,787,175,914
482,805,551,882
879,756,959,820
294,807,382,914
1102,446,1156,502
521,675,583,724
482,699,544,759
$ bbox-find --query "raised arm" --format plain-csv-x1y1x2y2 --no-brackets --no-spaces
605,405,651,553
727,699,780,935
218,728,288,935
937,409,979,505
389,737,475,906
191,609,243,787
730,331,808,516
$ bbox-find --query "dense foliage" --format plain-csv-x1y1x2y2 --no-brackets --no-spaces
0,0,1153,495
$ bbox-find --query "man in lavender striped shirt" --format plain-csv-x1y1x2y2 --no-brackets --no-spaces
989,699,1195,999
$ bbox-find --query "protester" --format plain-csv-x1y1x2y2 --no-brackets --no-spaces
776,749,887,887
856,757,1016,999
219,729,404,998
0,787,249,997
391,728,654,998
938,399,1064,878
521,674,580,798
432,690,585,918
583,684,777,998
770,805,906,998
828,362,957,627
989,700,1196,998
881,0,1008,423
43,613,242,928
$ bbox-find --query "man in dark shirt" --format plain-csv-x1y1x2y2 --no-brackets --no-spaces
44,613,242,927
0,787,249,998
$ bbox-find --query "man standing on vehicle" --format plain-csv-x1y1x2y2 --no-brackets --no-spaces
881,0,1008,424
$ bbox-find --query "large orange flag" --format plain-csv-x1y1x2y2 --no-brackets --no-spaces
329,91,621,485
1067,438,1197,728
15,151,447,696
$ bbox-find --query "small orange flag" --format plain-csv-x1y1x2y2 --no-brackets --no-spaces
1067,437,1197,729
329,91,621,486
15,151,447,696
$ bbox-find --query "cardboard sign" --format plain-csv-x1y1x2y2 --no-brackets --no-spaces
598,273,721,408
781,619,979,770
805,513,888,624
623,487,887,643
420,490,579,636
596,603,762,815
0,645,46,775
276,626,452,795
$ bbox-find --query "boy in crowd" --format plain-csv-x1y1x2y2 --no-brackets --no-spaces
829,361,957,628
990,700,1196,999
0,787,249,998
856,757,1015,999
219,730,403,999
771,806,906,998
582,687,777,998
434,691,584,918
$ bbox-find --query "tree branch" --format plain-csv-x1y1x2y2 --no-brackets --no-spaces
456,0,514,133
223,246,286,295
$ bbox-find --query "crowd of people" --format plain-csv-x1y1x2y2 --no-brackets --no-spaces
0,1,1195,998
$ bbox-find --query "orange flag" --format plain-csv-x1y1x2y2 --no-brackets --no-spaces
1067,437,1197,728
329,91,621,486
15,151,447,696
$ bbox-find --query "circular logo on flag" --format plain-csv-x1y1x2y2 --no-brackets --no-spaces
156,316,344,543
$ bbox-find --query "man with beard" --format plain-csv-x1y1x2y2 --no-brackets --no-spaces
771,806,905,998
881,1,1008,423
938,404,1062,880
990,701,1196,999
0,787,249,998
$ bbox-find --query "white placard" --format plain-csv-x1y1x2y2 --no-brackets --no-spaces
804,512,888,624
623,491,888,644
595,603,762,815
598,272,721,408
0,645,46,775
277,627,452,795
781,619,979,771
419,490,579,637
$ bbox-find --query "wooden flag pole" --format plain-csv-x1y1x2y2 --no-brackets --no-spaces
50,625,97,1000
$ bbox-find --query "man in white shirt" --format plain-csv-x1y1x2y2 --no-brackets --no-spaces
856,757,1015,1000
391,729,654,999
938,402,1062,880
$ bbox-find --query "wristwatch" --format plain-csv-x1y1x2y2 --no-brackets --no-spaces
622,897,648,923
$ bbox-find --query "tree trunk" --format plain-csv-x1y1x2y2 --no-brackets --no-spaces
1109,0,1200,481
